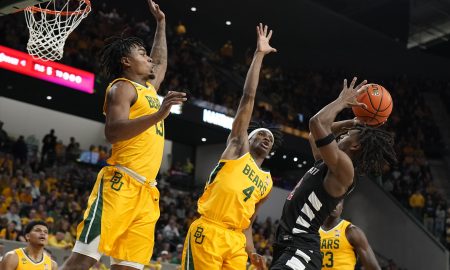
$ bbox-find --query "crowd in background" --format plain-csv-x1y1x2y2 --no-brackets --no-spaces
1,3,449,270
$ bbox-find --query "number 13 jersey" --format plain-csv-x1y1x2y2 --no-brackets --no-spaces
198,152,273,229
319,220,357,270
103,78,164,182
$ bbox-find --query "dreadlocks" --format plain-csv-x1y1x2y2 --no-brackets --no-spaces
352,125,397,176
248,121,284,151
98,36,146,80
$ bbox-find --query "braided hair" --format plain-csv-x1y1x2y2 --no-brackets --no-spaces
248,121,284,151
98,36,146,80
350,125,397,176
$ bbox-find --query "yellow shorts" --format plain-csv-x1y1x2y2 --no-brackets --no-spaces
76,165,160,264
181,216,248,270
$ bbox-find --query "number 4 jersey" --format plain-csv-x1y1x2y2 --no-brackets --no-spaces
197,152,273,229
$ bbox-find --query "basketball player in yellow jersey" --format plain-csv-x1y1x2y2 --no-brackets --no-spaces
181,24,281,270
319,200,380,270
61,1,186,270
1,221,57,270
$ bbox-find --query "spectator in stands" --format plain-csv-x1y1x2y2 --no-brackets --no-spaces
423,198,435,232
12,136,27,163
2,203,21,231
220,40,233,60
55,140,66,164
48,231,73,249
30,178,41,200
0,153,13,176
41,129,57,166
19,186,33,206
446,208,450,248
163,216,180,243
158,250,171,263
182,158,194,175
0,121,9,151
66,137,79,162
176,22,186,35
409,189,425,221
435,204,446,239
0,221,18,240
170,243,183,264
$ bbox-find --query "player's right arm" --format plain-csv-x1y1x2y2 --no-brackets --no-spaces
221,24,276,160
1,251,19,270
309,78,367,196
346,225,381,270
104,81,186,144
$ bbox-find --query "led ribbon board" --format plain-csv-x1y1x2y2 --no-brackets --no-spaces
0,45,94,94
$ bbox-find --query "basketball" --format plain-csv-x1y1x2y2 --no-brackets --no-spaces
352,84,393,126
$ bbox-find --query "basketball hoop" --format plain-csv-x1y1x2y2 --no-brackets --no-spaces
24,0,91,61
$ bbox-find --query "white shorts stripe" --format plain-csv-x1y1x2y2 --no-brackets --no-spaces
292,228,307,234
286,256,306,270
308,191,322,211
295,249,311,263
301,203,315,220
295,215,311,228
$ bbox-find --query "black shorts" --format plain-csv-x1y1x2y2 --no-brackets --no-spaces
270,244,322,270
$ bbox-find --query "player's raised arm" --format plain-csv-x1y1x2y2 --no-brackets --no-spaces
222,24,276,159
147,0,167,91
308,78,367,181
346,225,381,270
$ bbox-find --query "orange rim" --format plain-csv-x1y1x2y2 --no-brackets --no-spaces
28,0,91,16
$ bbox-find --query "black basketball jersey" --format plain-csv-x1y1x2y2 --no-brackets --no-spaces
276,160,352,250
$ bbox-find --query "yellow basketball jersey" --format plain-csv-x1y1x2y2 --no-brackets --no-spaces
198,152,273,229
319,220,357,270
14,248,52,270
103,78,164,182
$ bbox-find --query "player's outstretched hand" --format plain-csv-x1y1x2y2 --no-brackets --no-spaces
147,0,165,22
157,91,186,120
250,253,268,270
338,77,368,109
256,23,277,55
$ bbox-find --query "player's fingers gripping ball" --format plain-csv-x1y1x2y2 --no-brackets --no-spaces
352,84,393,126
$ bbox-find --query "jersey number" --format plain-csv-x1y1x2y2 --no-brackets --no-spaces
155,121,164,136
242,186,255,202
321,251,334,268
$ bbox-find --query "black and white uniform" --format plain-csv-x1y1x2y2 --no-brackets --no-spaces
271,160,353,270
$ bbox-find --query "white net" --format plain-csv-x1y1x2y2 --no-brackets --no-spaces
24,0,91,61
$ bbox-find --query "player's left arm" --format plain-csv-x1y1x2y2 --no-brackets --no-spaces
243,195,270,270
346,225,381,270
221,24,276,160
51,260,58,270
147,0,167,91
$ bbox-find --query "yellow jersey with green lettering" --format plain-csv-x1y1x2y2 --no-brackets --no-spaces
14,248,52,270
198,152,273,229
103,78,164,182
319,220,357,270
